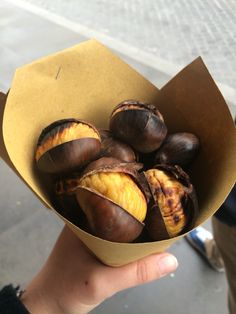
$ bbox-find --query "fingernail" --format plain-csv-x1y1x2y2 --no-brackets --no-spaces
158,255,178,277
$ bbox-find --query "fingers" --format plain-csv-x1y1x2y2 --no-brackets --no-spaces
100,253,178,298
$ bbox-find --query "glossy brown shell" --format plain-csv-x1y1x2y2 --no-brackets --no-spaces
109,100,167,153
99,129,137,162
154,132,200,168
144,164,198,240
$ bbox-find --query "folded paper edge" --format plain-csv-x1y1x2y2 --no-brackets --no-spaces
0,92,13,166
161,56,235,129
0,91,51,209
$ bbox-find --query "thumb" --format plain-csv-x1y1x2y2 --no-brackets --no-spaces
103,253,178,296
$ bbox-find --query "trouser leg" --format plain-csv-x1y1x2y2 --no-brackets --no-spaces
212,217,236,314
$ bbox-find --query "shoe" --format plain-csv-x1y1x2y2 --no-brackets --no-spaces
186,226,225,272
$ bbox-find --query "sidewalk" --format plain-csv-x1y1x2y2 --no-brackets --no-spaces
0,1,229,313
5,0,236,116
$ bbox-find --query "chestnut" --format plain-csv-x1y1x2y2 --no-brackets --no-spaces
35,118,101,174
76,157,147,242
154,132,200,167
109,100,167,153
143,164,198,241
99,129,137,162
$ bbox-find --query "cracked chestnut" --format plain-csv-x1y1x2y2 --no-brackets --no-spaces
109,100,167,153
144,164,198,241
76,157,147,242
35,118,101,174
154,132,200,167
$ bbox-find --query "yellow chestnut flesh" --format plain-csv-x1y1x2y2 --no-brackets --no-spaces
79,172,147,222
145,169,187,237
111,104,146,117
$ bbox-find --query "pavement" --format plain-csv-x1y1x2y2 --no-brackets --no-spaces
13,0,236,87
0,1,234,313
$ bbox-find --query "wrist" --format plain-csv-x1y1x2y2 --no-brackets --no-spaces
21,274,63,314
21,272,96,314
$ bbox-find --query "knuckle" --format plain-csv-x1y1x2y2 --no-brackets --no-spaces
136,259,150,284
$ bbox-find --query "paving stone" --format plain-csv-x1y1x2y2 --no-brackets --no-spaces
0,160,44,234
0,209,63,287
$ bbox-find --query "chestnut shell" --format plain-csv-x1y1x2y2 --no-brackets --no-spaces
154,132,200,168
99,129,137,162
80,157,143,181
109,100,167,153
36,118,101,174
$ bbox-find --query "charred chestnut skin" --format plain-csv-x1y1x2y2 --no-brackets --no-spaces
99,129,137,162
76,157,146,242
109,100,167,153
80,156,144,178
54,176,82,214
36,118,101,174
144,164,198,241
54,177,89,231
154,132,200,167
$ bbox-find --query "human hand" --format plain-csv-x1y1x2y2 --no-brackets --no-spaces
21,226,178,314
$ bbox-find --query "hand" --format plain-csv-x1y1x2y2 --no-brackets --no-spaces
21,226,178,314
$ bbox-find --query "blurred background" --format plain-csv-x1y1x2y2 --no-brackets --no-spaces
0,1,235,313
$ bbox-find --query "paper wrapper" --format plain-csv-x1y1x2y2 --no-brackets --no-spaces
0,39,236,266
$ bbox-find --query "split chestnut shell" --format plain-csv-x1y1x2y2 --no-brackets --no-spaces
76,157,147,242
109,100,167,153
35,118,101,174
144,164,198,241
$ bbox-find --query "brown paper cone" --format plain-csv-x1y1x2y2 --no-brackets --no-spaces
1,39,236,266
0,92,8,163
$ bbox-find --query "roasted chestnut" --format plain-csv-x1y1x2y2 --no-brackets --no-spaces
109,100,167,153
99,129,137,162
154,132,200,167
76,157,147,242
144,165,198,241
35,118,101,174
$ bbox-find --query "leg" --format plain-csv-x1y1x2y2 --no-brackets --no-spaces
186,225,224,272
212,217,236,314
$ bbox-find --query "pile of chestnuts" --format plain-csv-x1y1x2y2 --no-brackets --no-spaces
35,100,199,243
